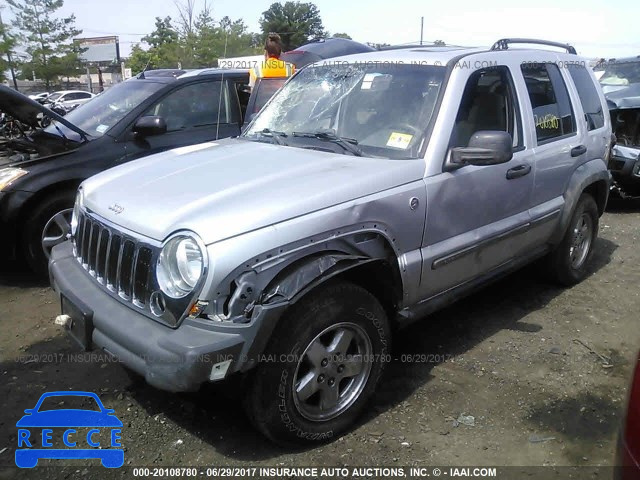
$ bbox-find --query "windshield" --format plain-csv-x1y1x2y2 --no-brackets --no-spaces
599,61,640,86
47,92,62,102
43,80,165,141
244,63,446,159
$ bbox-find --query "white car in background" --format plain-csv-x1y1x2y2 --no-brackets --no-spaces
45,90,95,110
28,92,51,104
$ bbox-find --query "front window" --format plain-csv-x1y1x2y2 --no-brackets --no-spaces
44,80,165,141
143,81,228,132
599,61,640,86
244,63,446,159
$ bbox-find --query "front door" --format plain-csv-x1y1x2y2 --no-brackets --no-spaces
121,79,241,162
420,64,535,300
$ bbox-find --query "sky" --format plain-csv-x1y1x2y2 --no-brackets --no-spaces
4,0,640,60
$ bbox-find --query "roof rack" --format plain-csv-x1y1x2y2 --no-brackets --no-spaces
490,38,577,55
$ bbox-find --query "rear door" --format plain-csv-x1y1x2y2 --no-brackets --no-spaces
518,60,585,243
120,79,241,162
565,63,610,167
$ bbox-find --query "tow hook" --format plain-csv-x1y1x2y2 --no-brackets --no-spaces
54,314,72,328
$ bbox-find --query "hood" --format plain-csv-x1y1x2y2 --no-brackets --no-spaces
0,85,89,138
604,83,640,110
82,138,425,244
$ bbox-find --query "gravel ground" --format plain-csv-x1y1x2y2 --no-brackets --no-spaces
0,199,639,480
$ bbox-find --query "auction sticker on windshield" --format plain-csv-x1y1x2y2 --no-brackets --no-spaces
387,132,413,149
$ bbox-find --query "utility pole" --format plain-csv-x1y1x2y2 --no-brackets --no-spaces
0,9,19,90
420,16,424,46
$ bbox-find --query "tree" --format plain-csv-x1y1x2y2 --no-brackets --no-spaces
139,16,180,69
0,15,18,85
332,33,351,40
126,43,151,74
259,2,325,51
7,0,82,89
433,39,445,46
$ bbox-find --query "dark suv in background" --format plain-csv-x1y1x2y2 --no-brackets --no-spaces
0,68,250,273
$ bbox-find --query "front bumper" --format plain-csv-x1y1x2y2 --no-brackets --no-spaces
49,242,287,392
610,145,640,196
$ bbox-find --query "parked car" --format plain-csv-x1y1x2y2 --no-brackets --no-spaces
50,39,612,445
28,92,51,104
599,56,640,198
0,68,250,273
616,351,640,479
280,37,376,69
44,90,95,110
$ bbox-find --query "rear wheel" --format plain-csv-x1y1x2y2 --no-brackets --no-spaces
547,193,599,286
23,191,75,275
244,281,391,445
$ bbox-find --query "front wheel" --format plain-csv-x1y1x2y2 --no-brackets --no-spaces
547,193,599,286
23,191,76,275
244,281,391,445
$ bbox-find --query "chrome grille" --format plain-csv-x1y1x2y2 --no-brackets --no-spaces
73,211,154,308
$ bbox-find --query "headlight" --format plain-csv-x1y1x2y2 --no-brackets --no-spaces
156,234,206,298
70,189,84,236
0,168,28,191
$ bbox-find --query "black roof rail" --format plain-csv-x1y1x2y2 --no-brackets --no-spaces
491,38,577,55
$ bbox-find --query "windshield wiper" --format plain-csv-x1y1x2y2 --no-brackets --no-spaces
292,130,363,157
257,128,288,146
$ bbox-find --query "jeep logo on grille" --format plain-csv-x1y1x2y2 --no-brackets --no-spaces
108,203,124,215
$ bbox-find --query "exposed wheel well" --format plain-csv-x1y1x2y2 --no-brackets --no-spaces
583,180,608,216
334,260,403,328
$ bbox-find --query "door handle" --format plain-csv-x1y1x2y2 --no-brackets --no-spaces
506,164,532,180
571,145,587,157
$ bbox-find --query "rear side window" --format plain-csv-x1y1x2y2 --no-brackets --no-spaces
567,65,605,130
520,63,576,143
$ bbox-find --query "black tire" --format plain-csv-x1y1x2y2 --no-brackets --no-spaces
244,281,391,446
23,191,76,275
547,193,599,286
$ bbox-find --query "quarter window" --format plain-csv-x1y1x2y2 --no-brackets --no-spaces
520,63,576,143
567,64,605,131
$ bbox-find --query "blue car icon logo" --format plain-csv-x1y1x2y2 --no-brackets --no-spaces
15,391,123,468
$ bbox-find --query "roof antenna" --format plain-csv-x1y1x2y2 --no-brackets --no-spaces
138,59,151,79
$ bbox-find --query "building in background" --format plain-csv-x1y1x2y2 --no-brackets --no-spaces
74,36,122,93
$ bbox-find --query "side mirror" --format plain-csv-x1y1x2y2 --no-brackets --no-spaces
449,131,513,167
133,116,167,137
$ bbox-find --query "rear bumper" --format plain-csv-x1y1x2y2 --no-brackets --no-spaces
49,242,287,392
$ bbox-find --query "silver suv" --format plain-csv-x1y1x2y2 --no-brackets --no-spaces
50,39,612,445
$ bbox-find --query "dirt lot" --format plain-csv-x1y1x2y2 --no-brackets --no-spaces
0,200,639,479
